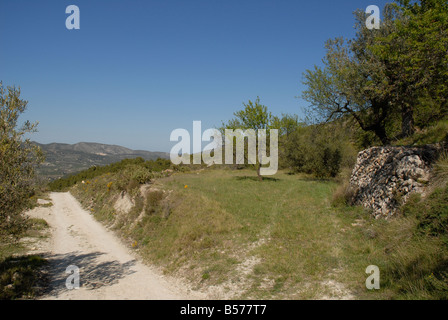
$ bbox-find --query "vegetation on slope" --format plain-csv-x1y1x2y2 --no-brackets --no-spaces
48,157,178,191
66,156,448,299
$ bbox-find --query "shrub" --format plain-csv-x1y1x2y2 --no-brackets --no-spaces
284,124,352,178
147,190,164,208
145,190,165,215
0,83,44,237
126,179,140,193
0,255,47,299
315,147,342,178
127,165,153,184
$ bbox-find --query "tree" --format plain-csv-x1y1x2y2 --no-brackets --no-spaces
283,122,355,178
371,0,448,136
302,0,448,144
0,82,44,237
302,4,402,145
271,113,302,138
271,113,302,169
222,97,273,181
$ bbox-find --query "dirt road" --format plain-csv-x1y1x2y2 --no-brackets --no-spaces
28,192,197,300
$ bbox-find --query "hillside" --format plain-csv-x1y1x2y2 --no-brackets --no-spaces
64,165,448,299
34,142,169,180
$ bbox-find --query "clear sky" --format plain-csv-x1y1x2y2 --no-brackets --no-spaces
0,0,389,152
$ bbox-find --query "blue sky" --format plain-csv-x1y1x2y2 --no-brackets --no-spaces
0,0,389,152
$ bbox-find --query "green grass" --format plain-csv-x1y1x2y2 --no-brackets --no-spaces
71,168,353,298
71,166,448,299
156,170,341,297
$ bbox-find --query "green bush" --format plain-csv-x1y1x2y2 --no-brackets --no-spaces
284,123,355,178
317,147,342,178
127,165,153,184
0,255,47,299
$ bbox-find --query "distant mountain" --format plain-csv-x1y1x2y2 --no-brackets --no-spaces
34,142,169,180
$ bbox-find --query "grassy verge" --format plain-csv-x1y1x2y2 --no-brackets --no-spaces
70,166,448,299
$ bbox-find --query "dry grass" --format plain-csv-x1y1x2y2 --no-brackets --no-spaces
434,150,448,186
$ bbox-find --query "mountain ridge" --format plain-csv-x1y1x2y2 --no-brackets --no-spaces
33,141,170,180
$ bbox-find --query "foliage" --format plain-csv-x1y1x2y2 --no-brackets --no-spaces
302,6,399,145
0,255,47,300
221,97,274,180
127,164,154,184
271,114,304,169
372,0,448,136
48,157,173,191
0,82,44,238
284,122,357,178
224,97,272,131
271,113,302,138
302,0,448,145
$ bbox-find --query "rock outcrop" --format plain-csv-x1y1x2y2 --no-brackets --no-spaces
350,144,442,219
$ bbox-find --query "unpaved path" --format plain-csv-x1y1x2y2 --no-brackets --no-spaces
28,192,199,300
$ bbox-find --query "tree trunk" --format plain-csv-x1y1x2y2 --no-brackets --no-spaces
401,103,415,138
257,163,263,181
374,125,390,146
347,101,390,146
